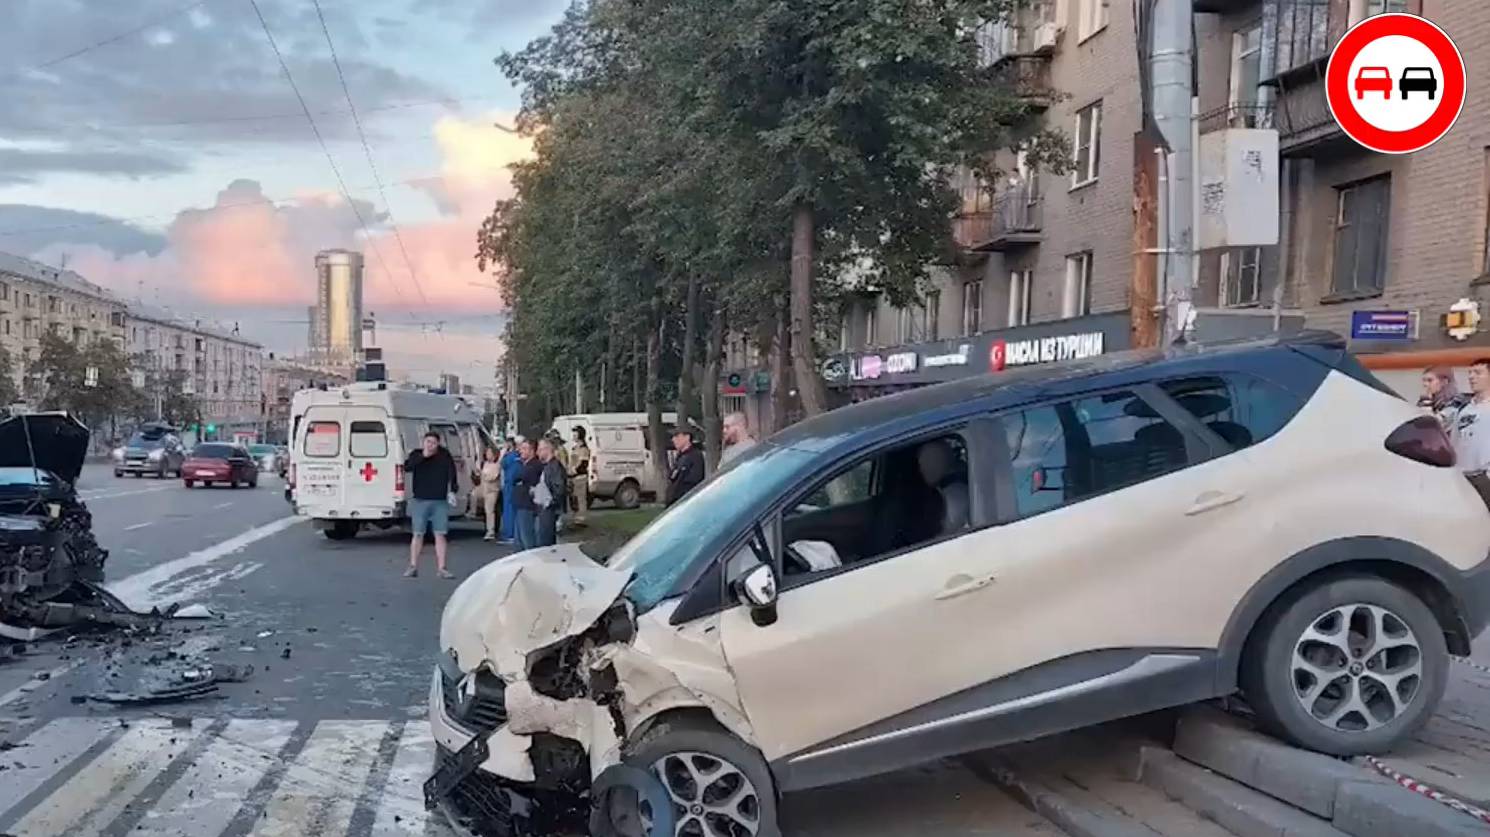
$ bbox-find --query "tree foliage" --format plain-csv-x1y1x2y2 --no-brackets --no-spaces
30,333,145,430
479,0,1068,427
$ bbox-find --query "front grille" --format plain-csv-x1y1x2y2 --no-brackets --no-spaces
441,667,508,735
434,744,518,835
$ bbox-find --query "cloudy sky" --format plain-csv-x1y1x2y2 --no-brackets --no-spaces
0,0,561,387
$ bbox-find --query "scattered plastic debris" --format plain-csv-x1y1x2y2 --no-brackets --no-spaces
173,604,218,620
256,630,275,639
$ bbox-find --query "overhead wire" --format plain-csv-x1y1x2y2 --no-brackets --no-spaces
246,0,418,325
310,0,430,308
10,0,211,78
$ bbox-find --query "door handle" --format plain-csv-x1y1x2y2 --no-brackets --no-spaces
936,573,997,601
1186,490,1245,516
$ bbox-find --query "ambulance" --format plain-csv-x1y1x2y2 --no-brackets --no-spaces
289,382,493,540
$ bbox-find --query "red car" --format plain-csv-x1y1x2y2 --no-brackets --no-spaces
1354,66,1392,99
183,443,259,489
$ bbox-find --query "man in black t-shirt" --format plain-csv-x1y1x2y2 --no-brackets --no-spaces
404,431,459,579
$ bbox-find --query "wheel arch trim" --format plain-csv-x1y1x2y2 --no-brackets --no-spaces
1215,536,1472,693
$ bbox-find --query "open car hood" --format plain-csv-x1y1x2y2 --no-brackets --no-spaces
0,413,90,483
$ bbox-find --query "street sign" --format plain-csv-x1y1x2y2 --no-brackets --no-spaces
1349,310,1415,341
1325,13,1466,155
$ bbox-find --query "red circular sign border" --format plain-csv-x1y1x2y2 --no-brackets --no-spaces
1325,13,1466,156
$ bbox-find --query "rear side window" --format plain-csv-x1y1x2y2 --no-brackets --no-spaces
1004,389,1192,518
350,421,388,457
1159,374,1302,450
304,421,341,457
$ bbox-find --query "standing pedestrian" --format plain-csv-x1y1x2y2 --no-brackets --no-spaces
719,412,758,468
403,431,459,579
471,446,503,541
499,438,522,544
1455,359,1490,472
570,426,591,525
513,438,541,551
1420,366,1468,436
535,437,569,547
547,429,570,530
665,428,705,506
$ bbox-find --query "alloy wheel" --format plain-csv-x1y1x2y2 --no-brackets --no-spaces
1291,603,1423,732
646,751,761,837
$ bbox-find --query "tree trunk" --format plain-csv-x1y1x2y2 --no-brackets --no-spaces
632,335,642,412
769,294,789,434
645,305,668,495
789,202,828,416
702,296,725,473
677,274,701,430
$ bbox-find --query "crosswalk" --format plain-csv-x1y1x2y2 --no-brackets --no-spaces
0,717,455,836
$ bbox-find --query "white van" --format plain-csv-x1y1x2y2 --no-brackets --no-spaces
290,383,492,539
548,412,699,508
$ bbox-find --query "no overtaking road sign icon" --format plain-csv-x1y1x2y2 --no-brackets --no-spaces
1326,13,1466,155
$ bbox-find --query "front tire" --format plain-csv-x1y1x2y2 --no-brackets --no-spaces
624,715,779,837
1242,575,1447,756
184,480,194,488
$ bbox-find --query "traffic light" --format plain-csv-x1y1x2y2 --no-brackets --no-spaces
205,424,217,434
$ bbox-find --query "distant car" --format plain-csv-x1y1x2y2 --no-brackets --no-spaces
183,443,258,489
1400,67,1438,100
114,423,185,478
1354,66,1392,100
248,443,286,474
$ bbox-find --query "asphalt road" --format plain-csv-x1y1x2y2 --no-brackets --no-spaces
0,464,1056,837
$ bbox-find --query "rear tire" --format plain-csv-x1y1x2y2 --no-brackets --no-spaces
184,480,194,488
615,479,642,510
1241,575,1447,756
324,521,357,541
114,470,122,478
624,715,780,837
204,481,213,488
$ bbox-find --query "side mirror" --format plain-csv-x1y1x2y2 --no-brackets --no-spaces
734,563,779,627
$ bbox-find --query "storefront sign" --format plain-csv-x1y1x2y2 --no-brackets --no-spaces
885,352,918,374
851,355,884,381
991,332,1106,371
1350,310,1414,341
923,345,972,368
1447,298,1481,342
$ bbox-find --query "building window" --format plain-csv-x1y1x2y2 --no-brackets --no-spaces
1009,271,1033,327
1350,0,1406,25
1331,177,1391,297
896,306,915,343
1063,253,1093,317
864,307,877,348
24,294,32,308
925,290,941,340
3,320,8,336
0,284,8,301
1072,101,1103,187
1229,24,1264,126
1222,247,1263,307
1078,0,1109,40
961,281,983,336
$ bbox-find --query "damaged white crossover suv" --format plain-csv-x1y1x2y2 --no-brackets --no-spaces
428,332,1490,837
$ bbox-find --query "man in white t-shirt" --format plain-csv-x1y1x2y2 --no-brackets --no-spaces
1454,359,1490,473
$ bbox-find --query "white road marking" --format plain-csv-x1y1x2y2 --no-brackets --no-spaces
78,485,175,502
372,722,435,836
133,720,297,837
0,659,86,710
8,720,211,837
123,521,153,531
0,718,116,820
249,721,387,837
213,501,235,510
107,516,304,609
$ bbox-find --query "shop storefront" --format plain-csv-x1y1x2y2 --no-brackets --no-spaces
1349,302,1490,400
822,312,1132,401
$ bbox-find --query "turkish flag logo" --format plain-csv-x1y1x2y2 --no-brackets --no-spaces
989,340,1008,372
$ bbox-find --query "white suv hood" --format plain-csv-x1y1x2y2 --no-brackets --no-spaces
439,544,631,678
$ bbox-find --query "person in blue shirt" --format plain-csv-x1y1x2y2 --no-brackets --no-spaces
498,437,523,544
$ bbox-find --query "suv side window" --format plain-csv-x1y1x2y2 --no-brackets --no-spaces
780,431,971,581
1005,389,1190,518
1159,375,1300,451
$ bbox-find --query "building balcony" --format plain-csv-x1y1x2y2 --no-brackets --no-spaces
1271,73,1348,156
1195,0,1257,12
996,55,1056,109
953,190,1043,252
1198,103,1275,134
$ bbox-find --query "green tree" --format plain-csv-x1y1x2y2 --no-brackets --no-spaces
495,0,1067,418
30,332,145,434
0,345,18,408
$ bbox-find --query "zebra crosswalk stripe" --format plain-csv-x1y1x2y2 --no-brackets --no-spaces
0,717,453,837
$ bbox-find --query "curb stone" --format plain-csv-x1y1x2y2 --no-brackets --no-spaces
963,755,1161,837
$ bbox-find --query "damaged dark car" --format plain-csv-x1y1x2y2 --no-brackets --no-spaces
0,412,115,637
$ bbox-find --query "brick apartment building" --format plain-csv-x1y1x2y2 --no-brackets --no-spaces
0,251,129,398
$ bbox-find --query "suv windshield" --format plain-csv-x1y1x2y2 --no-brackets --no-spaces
128,433,168,449
609,442,813,611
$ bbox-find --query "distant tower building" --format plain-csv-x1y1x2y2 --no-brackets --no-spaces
312,249,364,366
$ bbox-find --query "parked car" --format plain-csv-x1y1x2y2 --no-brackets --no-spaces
248,443,286,475
1354,66,1392,99
113,423,185,478
183,443,258,489
1400,67,1438,100
428,331,1490,837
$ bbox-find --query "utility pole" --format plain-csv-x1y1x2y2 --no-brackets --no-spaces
1149,0,1197,345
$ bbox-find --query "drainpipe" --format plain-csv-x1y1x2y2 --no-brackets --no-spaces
1150,0,1197,344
